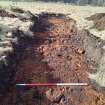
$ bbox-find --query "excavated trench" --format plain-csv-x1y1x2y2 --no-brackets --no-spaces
1,13,105,105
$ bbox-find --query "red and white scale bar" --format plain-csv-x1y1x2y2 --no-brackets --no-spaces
16,83,88,86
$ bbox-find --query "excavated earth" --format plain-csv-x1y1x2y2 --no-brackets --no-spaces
87,13,105,31
0,12,105,105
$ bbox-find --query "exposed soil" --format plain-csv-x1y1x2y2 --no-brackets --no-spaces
0,13,105,105
87,13,105,31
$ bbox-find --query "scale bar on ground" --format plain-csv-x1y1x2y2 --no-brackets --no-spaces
16,83,88,86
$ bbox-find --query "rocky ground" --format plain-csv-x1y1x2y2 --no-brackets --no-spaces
0,2,105,105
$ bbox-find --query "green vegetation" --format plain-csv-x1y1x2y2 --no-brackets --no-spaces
10,0,105,6
0,0,105,6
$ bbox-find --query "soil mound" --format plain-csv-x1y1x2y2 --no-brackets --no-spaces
87,13,105,31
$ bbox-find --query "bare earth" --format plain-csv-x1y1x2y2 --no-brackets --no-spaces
0,1,105,105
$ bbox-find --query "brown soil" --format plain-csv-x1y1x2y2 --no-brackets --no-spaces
87,13,105,31
1,13,105,105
